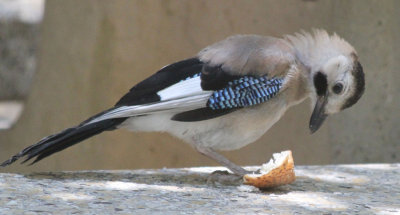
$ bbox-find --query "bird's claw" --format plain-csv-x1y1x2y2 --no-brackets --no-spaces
206,170,243,186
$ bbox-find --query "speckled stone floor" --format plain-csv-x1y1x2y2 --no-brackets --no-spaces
0,164,399,214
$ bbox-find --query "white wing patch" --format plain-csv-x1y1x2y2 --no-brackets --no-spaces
157,76,205,101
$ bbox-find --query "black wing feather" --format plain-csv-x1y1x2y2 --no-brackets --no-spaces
0,117,126,167
171,107,237,122
200,64,241,91
115,58,203,106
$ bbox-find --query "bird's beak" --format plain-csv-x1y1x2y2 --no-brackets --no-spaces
309,95,328,134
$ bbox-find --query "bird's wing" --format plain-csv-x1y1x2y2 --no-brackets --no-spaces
86,36,295,124
198,34,295,76
172,73,284,121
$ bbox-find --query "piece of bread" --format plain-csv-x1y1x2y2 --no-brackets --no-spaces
243,150,295,188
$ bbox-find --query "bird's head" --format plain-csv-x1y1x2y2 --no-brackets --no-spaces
286,29,366,133
309,53,365,133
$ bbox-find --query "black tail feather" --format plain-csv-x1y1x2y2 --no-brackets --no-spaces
1,117,126,167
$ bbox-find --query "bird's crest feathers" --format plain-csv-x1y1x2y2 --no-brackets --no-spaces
285,29,356,71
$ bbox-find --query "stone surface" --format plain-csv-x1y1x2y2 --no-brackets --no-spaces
0,164,399,214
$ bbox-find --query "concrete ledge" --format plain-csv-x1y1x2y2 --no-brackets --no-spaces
1,164,399,214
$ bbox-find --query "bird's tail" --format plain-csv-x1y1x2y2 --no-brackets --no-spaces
1,110,126,167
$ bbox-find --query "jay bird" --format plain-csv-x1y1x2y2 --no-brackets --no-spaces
1,29,365,176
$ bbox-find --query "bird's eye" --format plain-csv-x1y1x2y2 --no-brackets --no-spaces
332,82,344,94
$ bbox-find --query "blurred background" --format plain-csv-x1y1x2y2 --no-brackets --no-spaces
0,0,399,173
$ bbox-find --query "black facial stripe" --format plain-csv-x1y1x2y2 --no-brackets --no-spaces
342,61,365,109
313,72,328,96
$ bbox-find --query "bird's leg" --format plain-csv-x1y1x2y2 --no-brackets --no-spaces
195,145,250,176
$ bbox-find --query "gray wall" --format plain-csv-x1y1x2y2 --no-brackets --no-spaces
1,0,399,173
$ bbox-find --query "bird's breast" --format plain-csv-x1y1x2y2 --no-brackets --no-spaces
171,97,288,151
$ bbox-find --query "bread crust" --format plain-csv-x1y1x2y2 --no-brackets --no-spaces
243,151,295,188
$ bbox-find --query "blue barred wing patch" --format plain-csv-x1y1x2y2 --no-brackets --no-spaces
207,76,283,110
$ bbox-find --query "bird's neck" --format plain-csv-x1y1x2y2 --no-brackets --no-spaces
280,62,312,107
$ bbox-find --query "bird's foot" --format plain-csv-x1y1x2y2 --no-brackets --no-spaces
206,170,243,186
